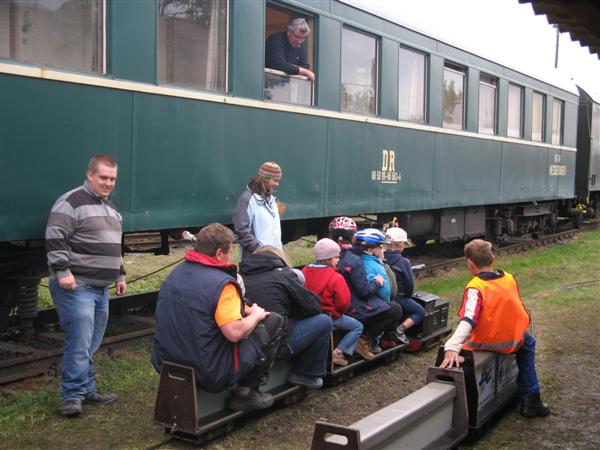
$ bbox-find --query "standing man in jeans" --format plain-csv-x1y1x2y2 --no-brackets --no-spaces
46,154,127,417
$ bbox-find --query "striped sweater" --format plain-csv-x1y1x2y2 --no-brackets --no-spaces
45,182,125,287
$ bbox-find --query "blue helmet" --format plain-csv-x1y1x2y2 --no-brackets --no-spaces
354,228,388,246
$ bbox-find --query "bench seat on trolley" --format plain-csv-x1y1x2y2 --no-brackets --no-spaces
154,358,304,439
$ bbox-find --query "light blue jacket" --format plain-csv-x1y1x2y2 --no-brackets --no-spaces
233,187,282,260
360,253,391,301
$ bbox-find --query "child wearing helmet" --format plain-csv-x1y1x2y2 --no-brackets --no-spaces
355,228,405,351
384,227,424,345
302,238,364,366
354,229,392,302
330,218,403,357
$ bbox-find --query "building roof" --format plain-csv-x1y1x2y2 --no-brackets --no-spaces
519,0,600,58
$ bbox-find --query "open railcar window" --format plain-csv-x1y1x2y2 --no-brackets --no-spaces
158,0,228,92
0,0,104,73
264,4,315,106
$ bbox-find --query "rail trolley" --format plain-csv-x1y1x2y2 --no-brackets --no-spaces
153,289,451,444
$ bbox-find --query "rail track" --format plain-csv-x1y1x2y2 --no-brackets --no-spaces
0,223,597,385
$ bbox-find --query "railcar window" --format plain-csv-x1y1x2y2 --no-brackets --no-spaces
341,27,378,116
594,103,600,144
478,75,497,135
442,64,465,130
264,4,314,106
398,47,426,123
532,92,545,142
507,84,523,138
0,0,103,73
158,0,228,92
551,99,563,145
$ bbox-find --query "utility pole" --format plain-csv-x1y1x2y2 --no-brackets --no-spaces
554,24,559,68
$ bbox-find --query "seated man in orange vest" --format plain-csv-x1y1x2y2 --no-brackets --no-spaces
440,239,550,418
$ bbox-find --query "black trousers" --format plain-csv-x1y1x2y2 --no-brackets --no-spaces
239,312,287,389
362,302,402,338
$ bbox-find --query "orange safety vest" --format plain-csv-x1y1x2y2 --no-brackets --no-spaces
461,271,530,354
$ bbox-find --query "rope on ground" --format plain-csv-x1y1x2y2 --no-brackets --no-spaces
559,280,600,291
38,257,184,290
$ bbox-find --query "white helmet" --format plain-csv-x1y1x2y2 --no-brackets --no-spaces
385,227,413,247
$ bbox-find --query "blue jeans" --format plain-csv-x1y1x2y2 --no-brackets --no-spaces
50,279,109,400
332,314,363,356
277,314,332,377
516,332,541,395
395,296,426,325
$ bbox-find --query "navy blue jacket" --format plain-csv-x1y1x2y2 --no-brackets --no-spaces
265,31,309,75
384,250,415,298
240,251,322,334
339,245,390,321
151,253,262,392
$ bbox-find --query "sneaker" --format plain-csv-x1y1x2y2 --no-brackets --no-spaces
356,337,375,360
396,331,410,346
61,399,82,417
332,351,349,367
226,388,274,411
520,393,550,418
84,392,117,405
370,341,383,354
288,372,323,389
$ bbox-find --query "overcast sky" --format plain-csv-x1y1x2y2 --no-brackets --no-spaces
341,0,600,99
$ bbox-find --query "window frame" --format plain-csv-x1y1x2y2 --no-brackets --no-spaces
478,73,497,135
0,0,106,75
442,62,466,131
507,83,524,139
397,45,427,124
551,98,564,145
531,91,545,142
157,0,230,93
263,2,316,106
340,25,379,117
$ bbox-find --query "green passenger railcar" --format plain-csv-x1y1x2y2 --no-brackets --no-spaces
0,0,580,327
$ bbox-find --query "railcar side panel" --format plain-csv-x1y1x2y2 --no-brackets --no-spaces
0,75,133,241
432,135,502,206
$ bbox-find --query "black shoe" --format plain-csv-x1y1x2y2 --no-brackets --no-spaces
61,399,82,417
288,372,324,389
520,393,550,418
226,388,274,411
84,392,117,405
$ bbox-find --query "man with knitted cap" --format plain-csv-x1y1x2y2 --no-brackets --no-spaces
302,238,364,366
234,162,284,260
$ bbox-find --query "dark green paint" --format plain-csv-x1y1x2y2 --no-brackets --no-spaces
466,68,479,132
110,0,156,83
230,0,264,99
0,0,580,243
380,37,399,120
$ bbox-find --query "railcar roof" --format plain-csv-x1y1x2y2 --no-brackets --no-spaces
339,0,578,96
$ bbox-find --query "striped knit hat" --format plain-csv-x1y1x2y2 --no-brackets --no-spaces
258,161,283,180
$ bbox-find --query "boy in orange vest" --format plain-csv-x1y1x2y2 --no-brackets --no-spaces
440,239,550,418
